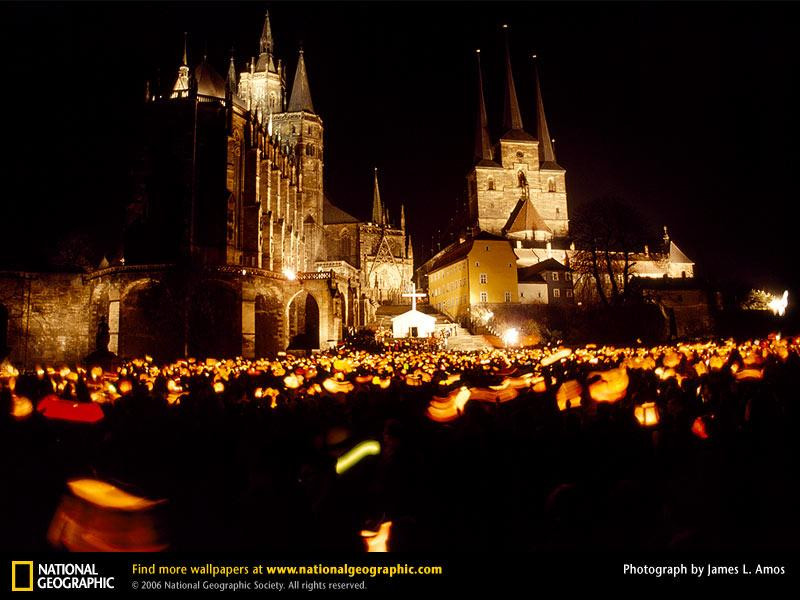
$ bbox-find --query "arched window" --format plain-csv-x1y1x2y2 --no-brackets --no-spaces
292,125,296,134
518,170,527,188
306,144,315,157
487,178,494,191
339,231,351,258
269,93,276,109
547,177,556,192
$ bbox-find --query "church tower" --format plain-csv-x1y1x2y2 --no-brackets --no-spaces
273,47,324,269
238,10,285,117
466,27,569,240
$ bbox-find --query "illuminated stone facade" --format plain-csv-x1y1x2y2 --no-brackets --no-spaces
0,11,413,365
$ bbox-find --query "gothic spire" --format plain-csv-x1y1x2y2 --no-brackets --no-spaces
171,32,190,98
534,57,561,169
502,25,524,134
400,204,406,231
287,48,315,113
181,31,188,67
474,49,495,165
256,10,277,72
372,168,384,225
260,10,274,55
226,53,237,95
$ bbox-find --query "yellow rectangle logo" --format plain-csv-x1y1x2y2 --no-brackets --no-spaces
11,561,34,592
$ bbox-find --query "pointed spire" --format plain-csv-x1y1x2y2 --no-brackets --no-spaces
474,49,495,165
533,56,561,169
372,168,385,225
181,31,188,67
400,204,406,231
502,25,524,134
226,53,237,95
260,10,274,55
171,32,190,98
256,10,276,72
287,48,314,113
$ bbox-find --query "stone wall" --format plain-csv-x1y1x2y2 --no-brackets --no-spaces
0,272,92,367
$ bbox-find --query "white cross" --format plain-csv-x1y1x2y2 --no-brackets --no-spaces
402,282,427,311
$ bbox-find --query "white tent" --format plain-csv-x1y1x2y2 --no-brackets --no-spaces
391,309,436,338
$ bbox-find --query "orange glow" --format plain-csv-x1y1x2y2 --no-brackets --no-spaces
588,367,629,403
556,380,582,411
634,402,659,427
283,374,302,389
48,481,168,552
67,479,165,511
11,395,33,420
322,378,354,394
735,368,763,381
469,386,519,403
361,521,392,552
541,348,572,367
691,416,709,439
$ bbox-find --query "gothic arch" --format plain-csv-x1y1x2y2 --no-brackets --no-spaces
339,229,352,259
285,289,320,350
188,280,241,358
119,279,182,361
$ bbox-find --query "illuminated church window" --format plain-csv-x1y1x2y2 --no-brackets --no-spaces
548,177,556,192
487,178,495,190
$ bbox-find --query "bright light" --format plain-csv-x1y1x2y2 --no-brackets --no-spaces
768,290,789,317
502,328,519,347
481,310,494,323
335,440,381,475
283,268,297,281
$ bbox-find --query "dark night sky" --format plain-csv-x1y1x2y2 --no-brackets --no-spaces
1,1,798,292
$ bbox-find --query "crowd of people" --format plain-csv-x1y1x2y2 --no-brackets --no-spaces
1,335,799,552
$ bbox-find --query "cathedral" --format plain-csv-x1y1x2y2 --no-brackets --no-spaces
0,10,413,366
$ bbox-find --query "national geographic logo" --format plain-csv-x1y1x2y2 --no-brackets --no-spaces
10,561,115,591
11,562,33,592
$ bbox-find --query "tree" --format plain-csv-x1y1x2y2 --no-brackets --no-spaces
570,196,653,306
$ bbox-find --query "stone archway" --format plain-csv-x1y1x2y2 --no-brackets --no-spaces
286,290,320,350
119,280,182,361
188,281,241,358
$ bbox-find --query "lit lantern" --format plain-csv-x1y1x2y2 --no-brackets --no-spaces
283,374,302,389
662,351,681,368
588,367,629,403
735,368,763,381
11,395,33,420
691,416,709,439
556,380,582,411
634,402,659,427
469,386,519,403
48,479,168,552
541,348,572,367
322,378,354,394
532,376,547,393
361,521,392,552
